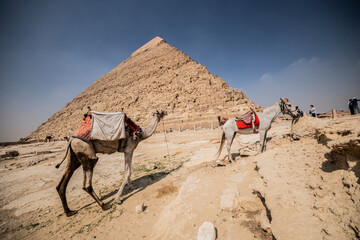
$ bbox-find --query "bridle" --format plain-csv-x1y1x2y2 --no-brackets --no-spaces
279,100,295,118
153,110,166,119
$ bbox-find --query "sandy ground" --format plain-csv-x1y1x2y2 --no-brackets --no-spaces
1,116,359,240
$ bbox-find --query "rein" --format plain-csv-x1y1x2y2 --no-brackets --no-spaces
279,101,294,117
162,120,171,162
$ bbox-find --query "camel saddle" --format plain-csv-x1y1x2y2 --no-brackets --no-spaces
72,112,143,142
73,111,127,142
235,109,259,133
73,116,92,142
91,111,126,141
235,110,255,124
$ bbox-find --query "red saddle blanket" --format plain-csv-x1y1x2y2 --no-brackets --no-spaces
73,116,92,141
236,111,260,129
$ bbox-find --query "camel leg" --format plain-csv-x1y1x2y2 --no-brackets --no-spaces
114,151,133,204
263,131,268,151
56,150,81,217
259,131,264,153
226,133,236,164
259,130,268,153
81,157,110,211
125,153,133,189
127,173,133,190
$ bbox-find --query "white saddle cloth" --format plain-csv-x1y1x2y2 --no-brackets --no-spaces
90,111,126,141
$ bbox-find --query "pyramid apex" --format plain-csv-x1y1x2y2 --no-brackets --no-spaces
151,36,165,42
131,36,166,57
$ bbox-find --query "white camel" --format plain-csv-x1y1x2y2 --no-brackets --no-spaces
55,110,166,217
217,98,297,163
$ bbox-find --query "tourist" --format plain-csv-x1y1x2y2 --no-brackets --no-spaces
309,105,316,117
349,99,355,115
352,97,359,114
295,106,303,117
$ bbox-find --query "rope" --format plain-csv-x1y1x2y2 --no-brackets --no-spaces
162,120,171,164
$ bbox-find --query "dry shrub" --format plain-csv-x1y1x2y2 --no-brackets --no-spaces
156,183,178,198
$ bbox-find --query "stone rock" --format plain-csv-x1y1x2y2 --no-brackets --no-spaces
332,109,337,119
1,150,19,159
260,209,271,233
220,187,238,209
147,163,157,170
197,221,216,240
135,203,145,214
292,115,325,139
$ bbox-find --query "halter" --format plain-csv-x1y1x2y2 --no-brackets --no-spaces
153,110,167,119
279,100,294,118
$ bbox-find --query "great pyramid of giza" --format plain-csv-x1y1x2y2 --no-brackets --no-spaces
28,37,258,140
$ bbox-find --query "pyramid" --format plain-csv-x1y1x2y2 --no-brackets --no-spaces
28,37,258,140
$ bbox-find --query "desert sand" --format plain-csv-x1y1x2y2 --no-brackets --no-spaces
1,114,359,240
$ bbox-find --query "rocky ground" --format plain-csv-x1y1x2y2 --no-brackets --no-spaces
1,115,359,240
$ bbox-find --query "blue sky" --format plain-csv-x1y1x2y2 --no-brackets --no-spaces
0,0,359,141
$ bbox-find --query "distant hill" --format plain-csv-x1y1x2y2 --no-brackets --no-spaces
28,37,258,140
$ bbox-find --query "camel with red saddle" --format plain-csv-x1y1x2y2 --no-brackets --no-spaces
55,110,167,217
217,98,297,163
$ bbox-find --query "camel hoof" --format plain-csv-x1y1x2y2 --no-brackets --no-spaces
66,210,78,217
101,204,111,211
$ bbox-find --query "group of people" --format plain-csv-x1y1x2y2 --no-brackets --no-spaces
348,97,360,115
294,105,315,118
302,98,359,117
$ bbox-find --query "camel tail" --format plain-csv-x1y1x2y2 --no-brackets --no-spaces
216,131,226,158
55,139,72,169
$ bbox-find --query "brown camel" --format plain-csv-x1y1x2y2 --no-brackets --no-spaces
55,110,167,217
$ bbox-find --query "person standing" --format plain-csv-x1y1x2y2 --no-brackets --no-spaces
349,99,355,115
309,105,316,117
292,106,303,125
352,97,360,114
295,106,304,117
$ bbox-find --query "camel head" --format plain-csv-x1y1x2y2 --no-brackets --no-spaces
280,98,297,117
154,110,167,120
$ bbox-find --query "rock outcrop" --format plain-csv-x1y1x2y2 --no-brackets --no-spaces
256,117,360,239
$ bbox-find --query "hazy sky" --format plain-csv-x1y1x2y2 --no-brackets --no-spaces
0,0,359,141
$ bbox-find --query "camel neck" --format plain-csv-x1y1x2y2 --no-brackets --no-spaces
141,116,159,140
264,102,281,121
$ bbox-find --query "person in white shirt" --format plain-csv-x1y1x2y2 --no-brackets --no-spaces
309,105,316,117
